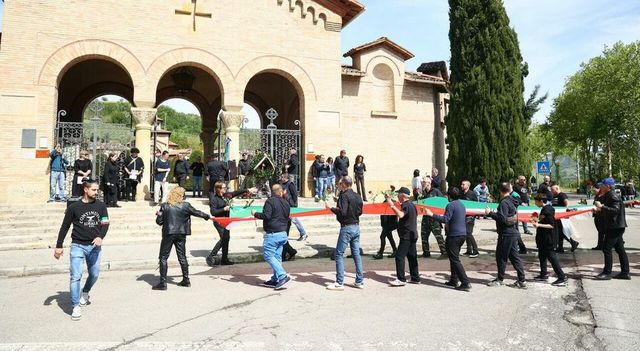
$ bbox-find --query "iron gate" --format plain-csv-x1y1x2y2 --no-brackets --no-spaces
54,100,134,198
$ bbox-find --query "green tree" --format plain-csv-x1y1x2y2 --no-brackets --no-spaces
446,0,529,189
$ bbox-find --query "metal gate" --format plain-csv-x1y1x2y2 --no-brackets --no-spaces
237,108,302,187
54,100,134,198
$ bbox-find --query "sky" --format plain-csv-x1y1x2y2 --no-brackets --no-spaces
1,0,639,124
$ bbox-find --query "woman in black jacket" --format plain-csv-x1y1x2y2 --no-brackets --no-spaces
103,153,120,207
153,187,212,290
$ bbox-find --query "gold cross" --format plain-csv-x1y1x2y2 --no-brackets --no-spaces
175,0,212,31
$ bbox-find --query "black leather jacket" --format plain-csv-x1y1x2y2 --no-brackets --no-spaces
600,190,627,229
156,202,210,236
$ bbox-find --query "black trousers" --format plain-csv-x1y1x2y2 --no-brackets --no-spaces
379,228,397,253
105,184,118,206
446,235,469,285
496,235,525,281
354,174,367,201
177,175,187,188
603,228,629,274
211,223,230,261
464,217,478,253
395,235,419,282
72,175,84,197
158,234,188,282
537,235,565,279
125,179,138,200
282,220,297,260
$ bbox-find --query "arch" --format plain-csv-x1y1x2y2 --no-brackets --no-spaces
364,55,403,79
371,63,396,112
233,55,317,107
155,89,209,117
71,82,134,122
38,39,145,88
143,47,233,106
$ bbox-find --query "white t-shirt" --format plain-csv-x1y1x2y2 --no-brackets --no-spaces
412,176,422,190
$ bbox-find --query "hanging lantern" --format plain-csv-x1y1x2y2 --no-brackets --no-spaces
171,67,195,95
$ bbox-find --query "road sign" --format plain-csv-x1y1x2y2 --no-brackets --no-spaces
537,161,551,175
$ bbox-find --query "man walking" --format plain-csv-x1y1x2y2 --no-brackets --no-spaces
54,180,109,320
325,176,364,290
594,178,630,280
419,177,446,258
252,184,292,290
281,173,307,241
485,182,526,288
388,187,420,286
49,143,69,202
461,180,480,257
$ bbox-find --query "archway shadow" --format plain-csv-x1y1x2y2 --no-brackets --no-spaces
43,291,72,314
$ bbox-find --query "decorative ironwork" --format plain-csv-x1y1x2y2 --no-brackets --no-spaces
265,108,278,130
54,101,134,199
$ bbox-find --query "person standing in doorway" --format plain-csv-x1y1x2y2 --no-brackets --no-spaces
72,150,92,197
54,180,109,320
103,153,120,208
238,153,251,190
124,148,144,201
154,151,171,205
189,156,204,198
353,155,367,201
173,153,190,189
287,148,299,185
49,143,69,203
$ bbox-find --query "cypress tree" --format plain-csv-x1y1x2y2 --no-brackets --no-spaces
446,0,528,190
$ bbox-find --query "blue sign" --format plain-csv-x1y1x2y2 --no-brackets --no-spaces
537,161,551,175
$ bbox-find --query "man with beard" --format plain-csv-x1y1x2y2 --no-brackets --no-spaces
594,178,630,280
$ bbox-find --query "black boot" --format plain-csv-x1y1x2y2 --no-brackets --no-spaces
206,252,218,267
153,260,168,290
373,250,384,259
388,250,396,258
178,264,191,287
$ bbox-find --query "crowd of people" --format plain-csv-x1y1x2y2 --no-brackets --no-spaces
52,144,635,320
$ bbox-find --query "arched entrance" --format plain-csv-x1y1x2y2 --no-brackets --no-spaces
54,58,136,197
241,71,304,193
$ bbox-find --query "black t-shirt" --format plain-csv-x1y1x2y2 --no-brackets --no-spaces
397,201,418,239
535,204,556,248
551,192,568,207
512,183,530,203
462,189,478,201
56,200,109,248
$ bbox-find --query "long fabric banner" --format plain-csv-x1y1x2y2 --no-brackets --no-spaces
212,197,640,229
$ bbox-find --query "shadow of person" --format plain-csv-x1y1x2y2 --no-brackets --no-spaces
218,274,264,288
43,291,72,314
190,249,211,258
136,273,176,287
288,272,333,287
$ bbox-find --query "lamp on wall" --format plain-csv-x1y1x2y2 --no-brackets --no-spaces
171,67,195,95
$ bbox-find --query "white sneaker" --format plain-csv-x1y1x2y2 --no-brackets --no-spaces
71,306,82,321
326,282,344,291
353,282,365,289
389,279,406,287
79,292,90,306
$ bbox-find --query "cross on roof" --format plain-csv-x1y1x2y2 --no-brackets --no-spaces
175,0,212,31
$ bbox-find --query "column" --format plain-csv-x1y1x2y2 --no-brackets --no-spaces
220,110,245,163
200,127,216,193
131,107,157,200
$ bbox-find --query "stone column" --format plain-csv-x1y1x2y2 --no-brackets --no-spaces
220,110,245,163
200,127,216,193
131,107,157,200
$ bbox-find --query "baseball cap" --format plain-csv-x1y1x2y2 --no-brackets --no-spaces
602,178,616,186
595,182,603,188
397,187,411,196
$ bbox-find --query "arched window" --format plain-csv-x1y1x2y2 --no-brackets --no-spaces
371,63,395,113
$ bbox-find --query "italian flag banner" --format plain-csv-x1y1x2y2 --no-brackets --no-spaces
211,197,640,229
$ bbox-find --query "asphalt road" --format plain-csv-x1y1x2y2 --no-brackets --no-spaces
0,207,638,351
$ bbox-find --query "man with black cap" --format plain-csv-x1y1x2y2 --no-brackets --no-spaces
387,186,420,286
124,148,144,201
594,177,630,280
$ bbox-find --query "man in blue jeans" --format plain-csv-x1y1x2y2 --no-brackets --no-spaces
49,143,69,202
54,180,109,320
325,176,364,290
252,184,291,290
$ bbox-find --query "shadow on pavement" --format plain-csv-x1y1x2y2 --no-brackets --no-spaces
43,291,72,315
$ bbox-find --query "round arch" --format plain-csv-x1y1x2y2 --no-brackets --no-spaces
38,39,145,88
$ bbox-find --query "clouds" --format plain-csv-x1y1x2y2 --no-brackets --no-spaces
342,0,640,122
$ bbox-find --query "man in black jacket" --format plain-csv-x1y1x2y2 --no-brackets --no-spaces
325,176,364,290
206,181,254,265
388,187,420,286
153,187,212,290
594,178,630,280
252,184,291,290
461,180,479,257
54,180,109,320
173,154,190,189
123,148,144,201
485,182,526,288
287,148,299,185
238,153,251,189
420,177,445,258
205,156,228,199
334,150,349,182
513,176,533,235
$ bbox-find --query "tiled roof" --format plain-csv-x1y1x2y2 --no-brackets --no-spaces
315,0,365,27
417,61,449,81
343,37,414,61
341,65,366,77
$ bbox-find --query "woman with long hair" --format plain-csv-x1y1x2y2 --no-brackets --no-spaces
153,187,212,290
353,155,367,201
